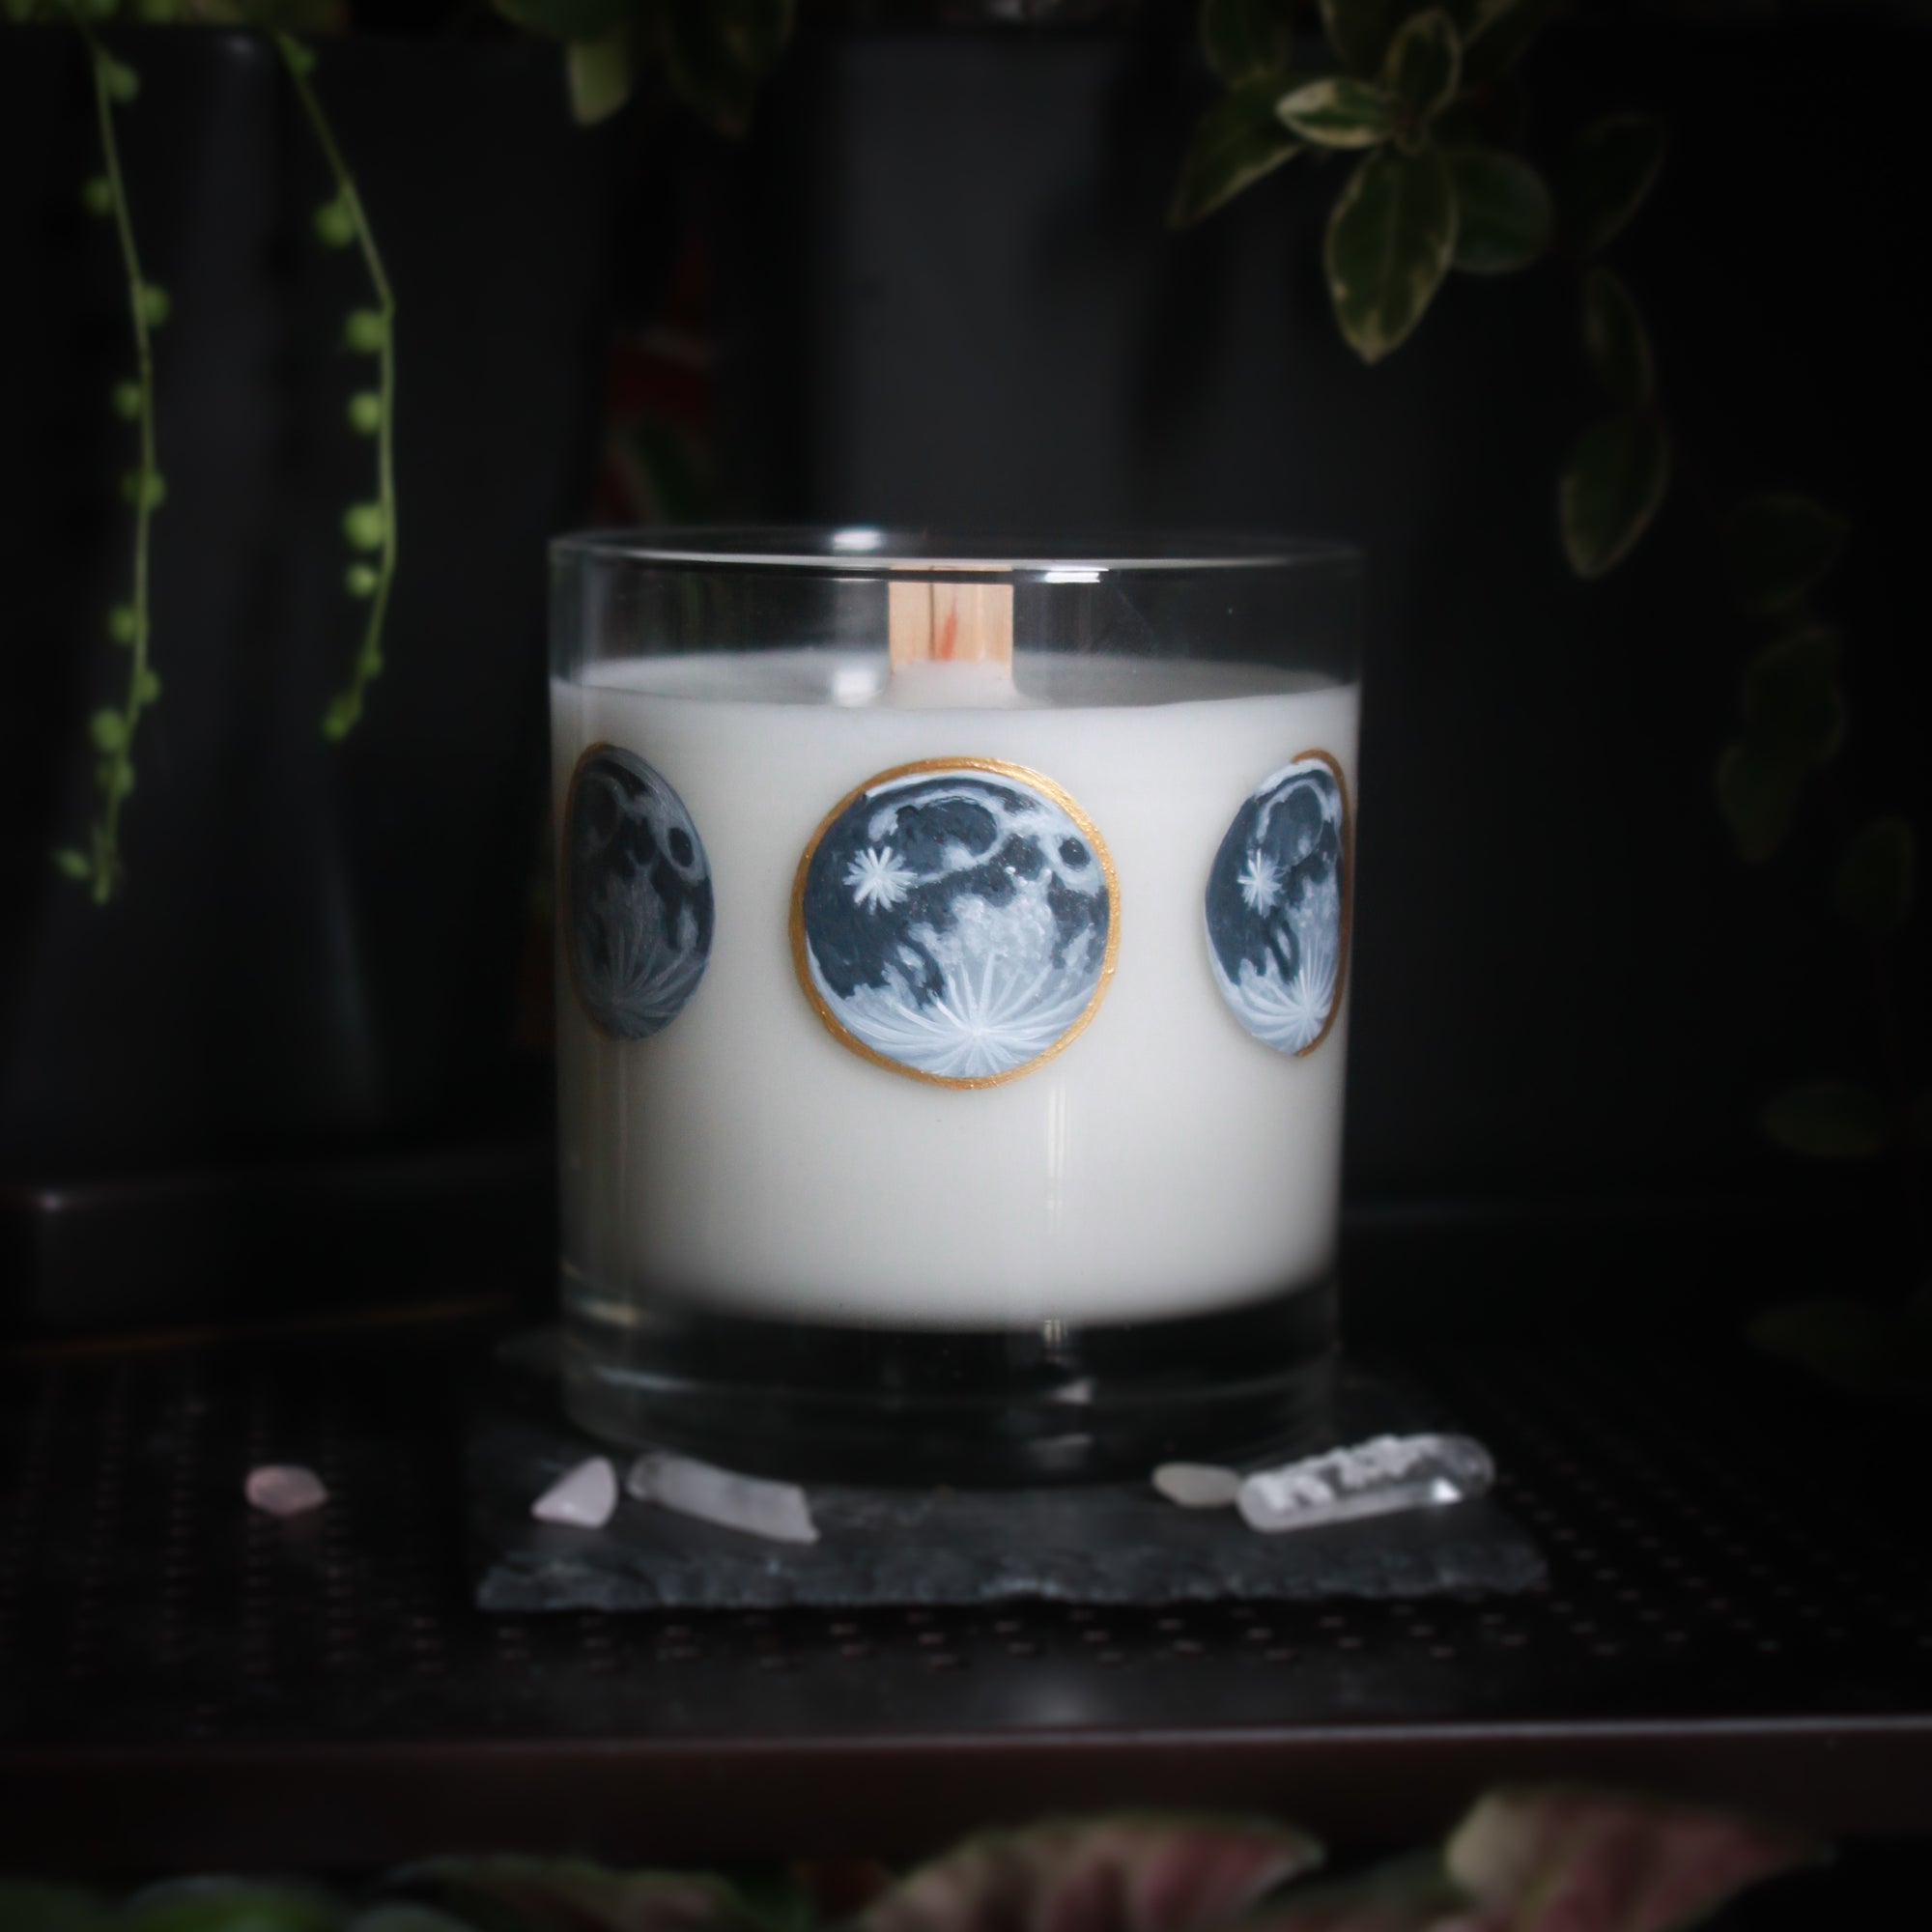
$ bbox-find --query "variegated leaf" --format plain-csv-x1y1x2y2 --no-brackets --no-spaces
858,1816,1322,1932
1381,9,1461,138
1448,147,1550,272
1172,86,1304,227
1557,410,1669,577
1325,144,1458,361
1723,493,1850,613
1201,0,1293,88
1278,75,1395,148
1447,1788,1828,1932
1554,111,1666,255
1581,266,1651,406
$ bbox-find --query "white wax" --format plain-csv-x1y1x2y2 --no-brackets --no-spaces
554,650,1360,1330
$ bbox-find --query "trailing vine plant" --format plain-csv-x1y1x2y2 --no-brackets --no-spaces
1174,0,1924,1377
25,0,792,899
1172,0,1669,581
51,5,167,903
270,28,401,742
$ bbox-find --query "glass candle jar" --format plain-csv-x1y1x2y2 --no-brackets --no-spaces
550,531,1361,1484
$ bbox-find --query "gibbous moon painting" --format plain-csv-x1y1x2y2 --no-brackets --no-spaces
566,745,714,1040
794,760,1118,1086
1205,753,1350,1057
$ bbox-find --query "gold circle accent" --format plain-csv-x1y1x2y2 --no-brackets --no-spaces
1289,747,1352,1061
789,756,1122,1091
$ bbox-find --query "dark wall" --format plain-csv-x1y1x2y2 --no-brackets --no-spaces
716,15,1932,1204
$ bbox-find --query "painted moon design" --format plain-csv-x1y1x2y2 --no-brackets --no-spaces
565,744,714,1039
793,759,1119,1087
1205,752,1350,1057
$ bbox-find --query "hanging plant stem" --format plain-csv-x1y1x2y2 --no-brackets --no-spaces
56,12,163,903
271,31,399,741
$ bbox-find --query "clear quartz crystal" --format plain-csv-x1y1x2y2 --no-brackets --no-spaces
531,1456,618,1529
1152,1463,1243,1508
1236,1433,1493,1534
626,1450,819,1545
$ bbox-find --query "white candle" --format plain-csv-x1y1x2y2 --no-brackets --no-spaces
554,648,1359,1331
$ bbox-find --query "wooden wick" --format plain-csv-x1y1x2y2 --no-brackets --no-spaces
888,578,1014,672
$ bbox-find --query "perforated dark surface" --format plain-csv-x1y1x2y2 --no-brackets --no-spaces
2,1311,1929,1867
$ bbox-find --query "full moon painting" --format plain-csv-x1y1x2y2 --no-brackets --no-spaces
795,761,1117,1085
1205,753,1349,1056
566,745,714,1040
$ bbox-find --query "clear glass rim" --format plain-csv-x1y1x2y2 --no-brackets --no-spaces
551,525,1362,577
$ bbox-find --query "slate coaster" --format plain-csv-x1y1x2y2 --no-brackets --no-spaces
469,1342,1545,1612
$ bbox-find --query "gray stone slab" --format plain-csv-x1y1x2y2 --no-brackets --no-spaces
469,1352,1545,1612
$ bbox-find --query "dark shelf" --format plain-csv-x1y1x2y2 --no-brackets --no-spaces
1,1286,1929,1873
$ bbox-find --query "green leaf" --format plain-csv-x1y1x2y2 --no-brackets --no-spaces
1446,1787,1827,1932
345,308,388,353
1236,1854,1458,1928
50,849,95,885
567,26,634,125
120,1881,342,1932
1557,411,1669,578
343,503,387,551
857,1819,1323,1932
139,283,171,327
663,0,794,139
1447,147,1550,273
1580,266,1651,407
346,563,380,597
133,668,162,705
323,695,361,740
1555,111,1666,255
393,1861,771,1932
0,1884,99,1932
313,196,356,247
107,603,139,645
1760,1082,1890,1160
1201,0,1293,88
1278,75,1395,149
101,58,140,103
1740,626,1844,769
1833,815,1914,936
1171,86,1303,227
1714,742,1802,864
89,708,128,753
81,176,114,217
122,469,167,509
492,0,627,41
348,391,384,435
1460,0,1556,87
1382,9,1461,139
112,379,143,419
1723,493,1850,614
1324,144,1457,361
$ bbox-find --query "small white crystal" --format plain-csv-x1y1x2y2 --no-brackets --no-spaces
244,1463,327,1518
626,1450,818,1545
531,1456,618,1529
1237,1433,1494,1534
1152,1462,1242,1509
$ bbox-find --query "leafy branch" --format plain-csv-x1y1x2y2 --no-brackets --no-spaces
271,31,400,742
1173,0,1670,580
495,0,794,130
52,9,167,904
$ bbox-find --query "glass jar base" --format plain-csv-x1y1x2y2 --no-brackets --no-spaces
560,1278,1338,1487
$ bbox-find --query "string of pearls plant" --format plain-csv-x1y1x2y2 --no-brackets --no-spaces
39,9,395,901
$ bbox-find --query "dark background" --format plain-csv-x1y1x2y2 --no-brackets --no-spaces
2,0,1928,1316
